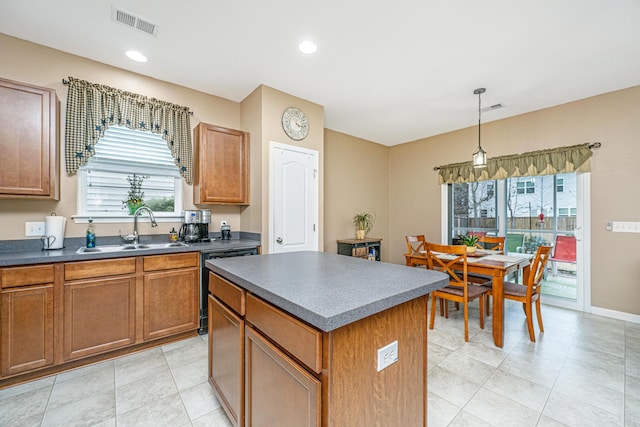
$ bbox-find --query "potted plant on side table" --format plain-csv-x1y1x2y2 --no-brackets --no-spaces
353,211,375,240
458,234,479,253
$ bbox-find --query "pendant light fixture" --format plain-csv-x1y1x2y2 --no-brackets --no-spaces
472,87,487,168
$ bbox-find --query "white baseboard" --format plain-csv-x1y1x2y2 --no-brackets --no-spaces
590,306,640,324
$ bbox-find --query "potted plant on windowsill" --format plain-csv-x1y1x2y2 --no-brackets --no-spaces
458,234,479,253
123,174,148,215
353,211,375,240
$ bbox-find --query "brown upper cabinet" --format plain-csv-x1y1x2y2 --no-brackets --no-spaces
194,123,249,205
0,78,59,200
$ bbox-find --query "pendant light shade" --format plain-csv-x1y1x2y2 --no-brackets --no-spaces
472,87,487,168
472,145,487,168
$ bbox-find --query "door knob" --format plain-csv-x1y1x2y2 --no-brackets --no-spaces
276,237,283,244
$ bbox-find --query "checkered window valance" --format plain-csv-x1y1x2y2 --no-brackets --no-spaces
64,76,193,184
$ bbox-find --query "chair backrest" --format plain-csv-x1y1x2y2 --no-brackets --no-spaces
551,235,576,263
527,245,553,294
405,235,427,255
506,233,525,253
424,242,468,290
468,231,487,238
475,235,505,251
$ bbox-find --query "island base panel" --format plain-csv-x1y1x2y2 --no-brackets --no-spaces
323,296,428,427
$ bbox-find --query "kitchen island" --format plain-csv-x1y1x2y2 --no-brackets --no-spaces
205,251,448,427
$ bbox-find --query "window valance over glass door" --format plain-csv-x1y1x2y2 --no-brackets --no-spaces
64,76,194,184
437,143,597,184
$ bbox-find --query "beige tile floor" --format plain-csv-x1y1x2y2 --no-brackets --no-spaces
0,300,638,426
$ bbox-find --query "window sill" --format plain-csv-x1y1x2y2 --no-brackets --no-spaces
72,214,183,224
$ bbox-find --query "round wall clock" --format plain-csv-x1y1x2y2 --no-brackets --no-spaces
282,107,309,140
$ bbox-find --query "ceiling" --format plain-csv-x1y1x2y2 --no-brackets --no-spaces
1,0,639,146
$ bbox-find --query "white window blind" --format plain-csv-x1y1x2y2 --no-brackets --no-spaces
77,126,182,220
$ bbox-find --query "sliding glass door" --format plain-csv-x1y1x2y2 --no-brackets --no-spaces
446,172,589,311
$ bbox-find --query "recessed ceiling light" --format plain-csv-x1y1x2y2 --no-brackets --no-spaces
125,50,147,62
298,40,318,55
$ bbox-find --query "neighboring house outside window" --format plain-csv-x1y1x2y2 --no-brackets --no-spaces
517,181,535,194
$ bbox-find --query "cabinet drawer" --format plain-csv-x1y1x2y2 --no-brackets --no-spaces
209,272,245,315
143,252,199,272
64,258,136,281
246,294,322,374
1,264,55,288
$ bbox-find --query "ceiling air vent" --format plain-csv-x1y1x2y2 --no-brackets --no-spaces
111,6,158,37
481,103,505,113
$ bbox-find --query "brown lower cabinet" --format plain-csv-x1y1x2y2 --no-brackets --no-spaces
1,283,54,377
0,252,200,386
245,326,321,427
0,264,55,377
63,276,137,361
209,295,244,427
208,271,427,427
143,268,199,341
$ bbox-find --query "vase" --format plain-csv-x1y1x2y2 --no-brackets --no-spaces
466,246,476,254
356,229,366,240
127,203,143,215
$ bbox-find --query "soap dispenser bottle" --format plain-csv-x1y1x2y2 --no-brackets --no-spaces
86,219,96,248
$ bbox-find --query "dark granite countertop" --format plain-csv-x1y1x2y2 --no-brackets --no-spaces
0,233,261,267
206,251,448,332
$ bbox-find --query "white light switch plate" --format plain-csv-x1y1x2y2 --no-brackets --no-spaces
377,340,398,372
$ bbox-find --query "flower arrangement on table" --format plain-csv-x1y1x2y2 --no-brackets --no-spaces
123,174,149,215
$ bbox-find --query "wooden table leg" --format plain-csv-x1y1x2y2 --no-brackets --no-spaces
492,271,504,348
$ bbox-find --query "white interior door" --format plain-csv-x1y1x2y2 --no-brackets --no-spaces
269,142,318,253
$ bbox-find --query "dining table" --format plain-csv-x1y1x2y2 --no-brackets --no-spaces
405,249,534,348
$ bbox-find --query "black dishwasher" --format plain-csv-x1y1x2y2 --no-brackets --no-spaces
199,247,259,334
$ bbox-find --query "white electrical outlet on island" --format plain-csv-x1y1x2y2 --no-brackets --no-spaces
377,340,398,372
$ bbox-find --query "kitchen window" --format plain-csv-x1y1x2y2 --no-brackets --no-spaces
76,125,183,222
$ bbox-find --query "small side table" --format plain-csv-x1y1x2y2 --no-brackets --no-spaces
337,238,382,261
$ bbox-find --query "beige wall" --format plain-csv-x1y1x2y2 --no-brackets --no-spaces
0,33,244,240
387,86,640,315
241,85,325,253
324,129,390,260
3,33,639,316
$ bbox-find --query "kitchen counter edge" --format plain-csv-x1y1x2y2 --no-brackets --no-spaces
0,239,261,267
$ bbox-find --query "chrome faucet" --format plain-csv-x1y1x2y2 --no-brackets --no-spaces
121,206,158,245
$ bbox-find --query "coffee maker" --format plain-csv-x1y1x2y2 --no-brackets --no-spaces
179,210,201,242
179,210,211,243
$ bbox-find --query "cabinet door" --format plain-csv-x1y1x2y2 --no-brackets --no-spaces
245,326,321,427
63,277,136,361
1,285,54,377
143,268,199,340
209,296,244,427
0,78,59,199
194,123,249,205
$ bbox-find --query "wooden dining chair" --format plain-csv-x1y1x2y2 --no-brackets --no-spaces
468,235,505,314
405,235,427,255
503,245,552,342
474,235,505,251
425,242,490,342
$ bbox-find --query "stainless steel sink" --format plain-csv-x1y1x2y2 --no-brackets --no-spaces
76,242,189,254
